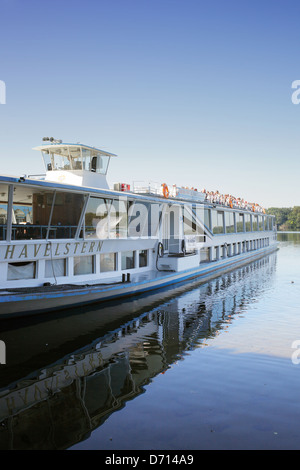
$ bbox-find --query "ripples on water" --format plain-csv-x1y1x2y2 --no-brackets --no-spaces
0,233,300,450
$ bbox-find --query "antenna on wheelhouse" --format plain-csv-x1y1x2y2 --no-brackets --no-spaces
42,137,62,143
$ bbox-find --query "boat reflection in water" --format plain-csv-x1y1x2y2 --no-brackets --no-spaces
0,253,277,449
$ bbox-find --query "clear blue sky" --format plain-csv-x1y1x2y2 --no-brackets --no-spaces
0,0,300,208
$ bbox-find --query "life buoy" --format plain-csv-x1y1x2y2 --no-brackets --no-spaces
162,183,169,198
158,242,164,257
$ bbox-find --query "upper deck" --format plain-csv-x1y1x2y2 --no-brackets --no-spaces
0,139,275,246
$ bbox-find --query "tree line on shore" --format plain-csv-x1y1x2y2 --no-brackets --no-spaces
266,207,300,231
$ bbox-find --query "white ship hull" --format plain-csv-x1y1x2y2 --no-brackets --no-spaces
0,244,277,318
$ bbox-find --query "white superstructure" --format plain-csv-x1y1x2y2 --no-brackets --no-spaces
0,140,277,317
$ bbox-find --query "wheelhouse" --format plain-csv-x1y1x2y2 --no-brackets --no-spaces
33,142,117,189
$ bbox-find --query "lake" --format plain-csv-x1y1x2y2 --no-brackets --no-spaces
0,232,300,450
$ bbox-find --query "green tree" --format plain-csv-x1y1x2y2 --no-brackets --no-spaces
286,206,300,231
266,207,291,229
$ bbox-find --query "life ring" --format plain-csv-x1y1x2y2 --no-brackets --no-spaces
158,242,164,257
162,183,169,198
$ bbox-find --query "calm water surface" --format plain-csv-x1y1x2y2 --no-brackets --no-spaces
0,233,300,450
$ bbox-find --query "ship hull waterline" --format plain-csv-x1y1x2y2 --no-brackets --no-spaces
0,244,278,319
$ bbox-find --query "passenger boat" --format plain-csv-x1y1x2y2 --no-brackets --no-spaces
0,138,277,318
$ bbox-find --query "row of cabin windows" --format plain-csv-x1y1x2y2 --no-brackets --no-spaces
6,250,149,280
0,183,163,241
205,209,274,234
0,182,275,242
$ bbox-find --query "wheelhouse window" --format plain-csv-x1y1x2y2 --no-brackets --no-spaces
42,145,111,175
80,148,110,175
42,148,72,171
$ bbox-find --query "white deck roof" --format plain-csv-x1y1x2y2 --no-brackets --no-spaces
33,142,117,158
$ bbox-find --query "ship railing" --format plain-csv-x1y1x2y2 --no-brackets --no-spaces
132,181,162,196
132,182,206,202
205,196,266,214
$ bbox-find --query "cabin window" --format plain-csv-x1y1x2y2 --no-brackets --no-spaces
7,261,36,280
211,210,224,234
149,203,161,238
139,250,148,267
128,201,150,237
194,206,210,232
49,192,85,238
236,213,244,232
100,252,117,272
183,205,197,235
252,216,258,231
45,258,66,278
12,188,54,240
121,251,135,270
11,187,84,240
200,248,210,262
258,216,264,231
204,208,211,230
245,214,251,232
85,196,111,239
74,255,94,275
111,199,128,238
0,183,9,241
225,211,235,233
264,217,269,230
